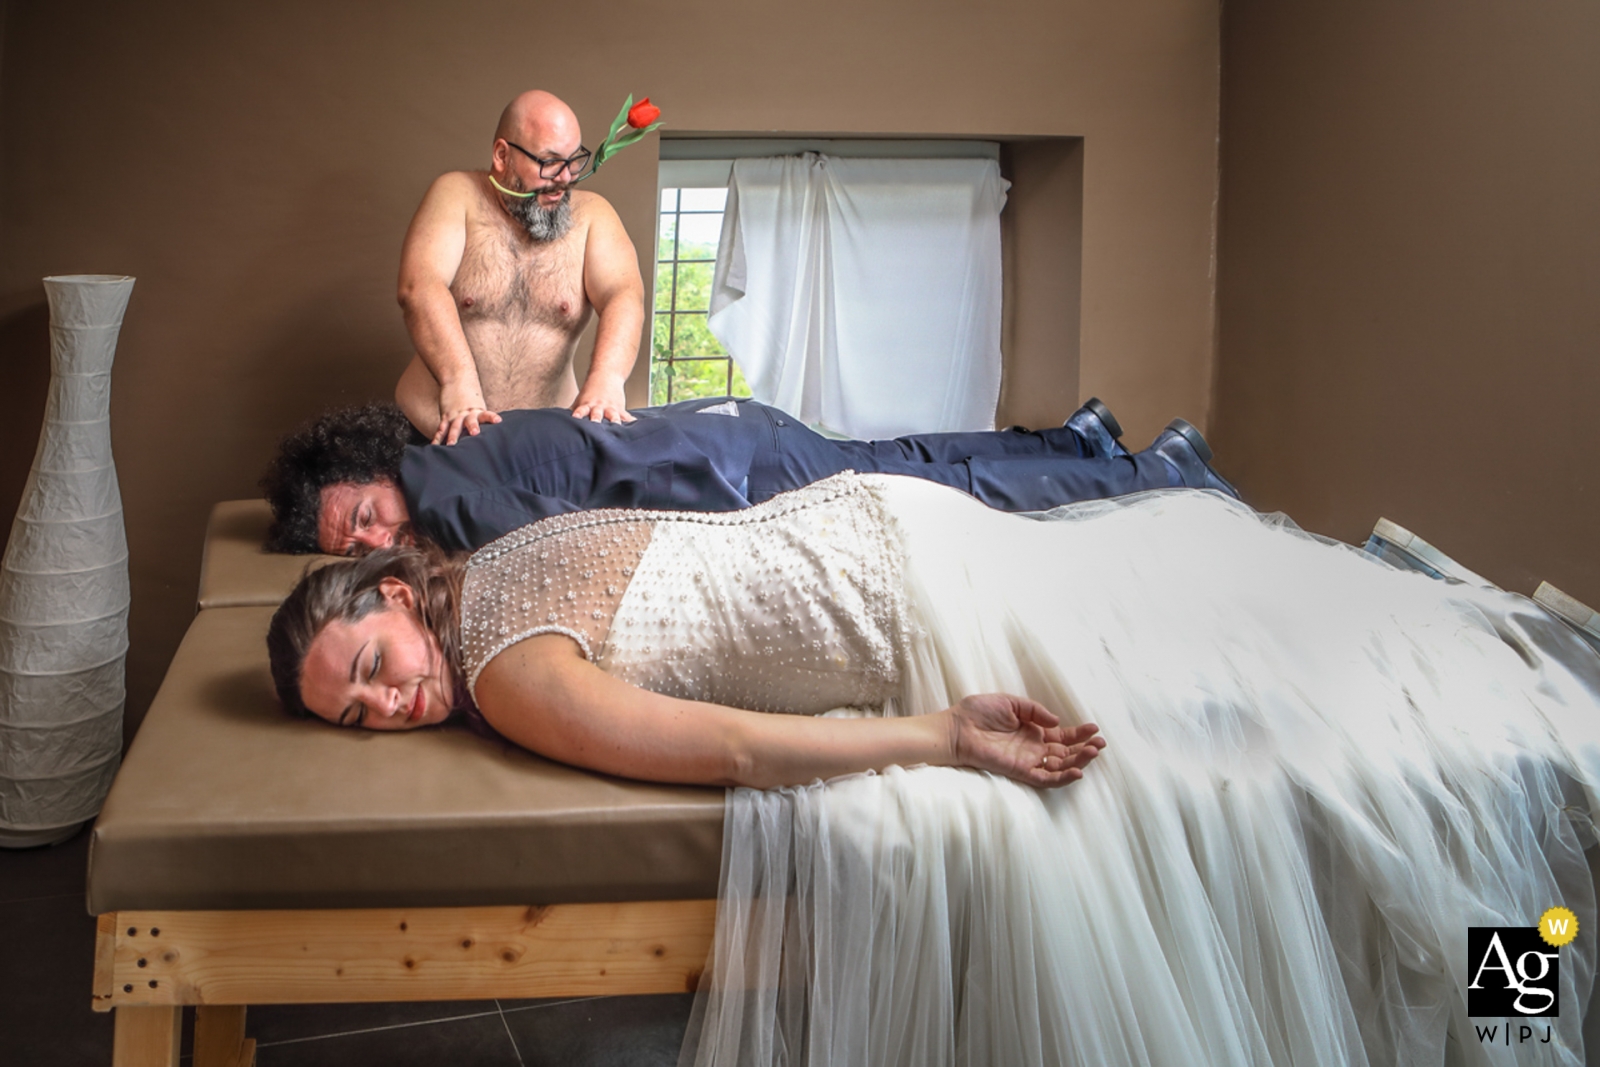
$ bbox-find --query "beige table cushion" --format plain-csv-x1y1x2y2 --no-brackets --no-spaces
88,605,724,913
197,499,337,608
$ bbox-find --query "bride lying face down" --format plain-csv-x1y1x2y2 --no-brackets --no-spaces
267,493,1108,790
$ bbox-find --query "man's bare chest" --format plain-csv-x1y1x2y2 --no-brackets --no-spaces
452,223,589,332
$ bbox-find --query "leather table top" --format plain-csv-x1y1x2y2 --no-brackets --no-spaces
88,605,724,913
197,499,337,609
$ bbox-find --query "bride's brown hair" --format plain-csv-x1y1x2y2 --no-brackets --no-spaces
267,545,466,719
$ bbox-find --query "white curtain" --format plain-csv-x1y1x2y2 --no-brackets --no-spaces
708,154,1008,440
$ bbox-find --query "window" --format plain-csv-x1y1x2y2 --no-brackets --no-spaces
651,187,750,405
652,140,1004,420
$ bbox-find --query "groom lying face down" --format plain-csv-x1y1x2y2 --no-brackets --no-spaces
260,398,1235,557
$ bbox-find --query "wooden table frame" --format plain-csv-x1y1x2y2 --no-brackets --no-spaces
92,899,718,1067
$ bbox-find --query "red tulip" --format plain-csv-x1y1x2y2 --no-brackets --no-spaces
627,98,661,128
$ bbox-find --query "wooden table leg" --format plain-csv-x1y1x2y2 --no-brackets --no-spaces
195,1005,255,1067
112,1005,180,1067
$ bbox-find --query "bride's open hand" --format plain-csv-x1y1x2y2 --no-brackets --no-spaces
948,693,1106,787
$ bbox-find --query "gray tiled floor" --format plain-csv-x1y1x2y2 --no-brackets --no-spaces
0,827,693,1065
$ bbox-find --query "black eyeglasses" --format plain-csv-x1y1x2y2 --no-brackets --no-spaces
504,141,593,181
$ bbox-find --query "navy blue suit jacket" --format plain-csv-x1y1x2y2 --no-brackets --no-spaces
402,399,774,550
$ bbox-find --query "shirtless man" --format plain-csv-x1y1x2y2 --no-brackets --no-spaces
395,90,645,444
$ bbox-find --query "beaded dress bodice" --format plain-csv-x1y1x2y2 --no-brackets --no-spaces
461,474,907,715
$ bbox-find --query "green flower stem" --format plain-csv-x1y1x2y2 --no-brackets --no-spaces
488,175,539,198
570,95,662,182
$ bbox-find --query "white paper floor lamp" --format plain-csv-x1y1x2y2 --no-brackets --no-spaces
0,275,133,847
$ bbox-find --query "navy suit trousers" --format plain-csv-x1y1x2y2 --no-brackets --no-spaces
744,404,1176,512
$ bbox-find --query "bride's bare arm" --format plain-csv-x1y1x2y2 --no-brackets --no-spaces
472,635,1105,789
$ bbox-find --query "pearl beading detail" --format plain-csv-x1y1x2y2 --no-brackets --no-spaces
462,510,654,693
461,474,908,715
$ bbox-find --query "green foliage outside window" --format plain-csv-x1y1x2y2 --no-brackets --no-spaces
651,189,751,406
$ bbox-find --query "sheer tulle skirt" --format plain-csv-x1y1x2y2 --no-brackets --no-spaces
681,480,1600,1066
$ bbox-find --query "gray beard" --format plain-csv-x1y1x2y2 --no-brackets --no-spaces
508,188,573,242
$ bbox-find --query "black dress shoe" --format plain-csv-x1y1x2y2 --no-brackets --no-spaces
1064,397,1128,459
1146,418,1241,499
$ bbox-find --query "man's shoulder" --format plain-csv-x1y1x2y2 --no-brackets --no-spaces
450,408,618,448
425,170,490,205
495,406,596,428
570,188,620,223
402,409,598,477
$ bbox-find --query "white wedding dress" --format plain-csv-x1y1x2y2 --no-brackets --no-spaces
460,473,1600,1067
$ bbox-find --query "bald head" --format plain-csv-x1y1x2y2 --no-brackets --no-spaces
489,91,583,239
495,90,581,151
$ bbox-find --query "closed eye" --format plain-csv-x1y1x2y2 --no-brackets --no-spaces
339,641,378,726
343,506,373,557
352,650,381,726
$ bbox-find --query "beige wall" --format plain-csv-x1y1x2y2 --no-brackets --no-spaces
1215,1,1600,602
0,0,1221,738
999,139,1085,430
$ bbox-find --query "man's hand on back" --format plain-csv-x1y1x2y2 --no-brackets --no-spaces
434,381,504,444
570,375,635,423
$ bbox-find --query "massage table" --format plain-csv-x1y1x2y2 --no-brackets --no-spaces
86,501,724,1067
88,503,1600,1065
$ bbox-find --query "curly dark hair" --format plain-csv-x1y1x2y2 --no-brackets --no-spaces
260,403,418,554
